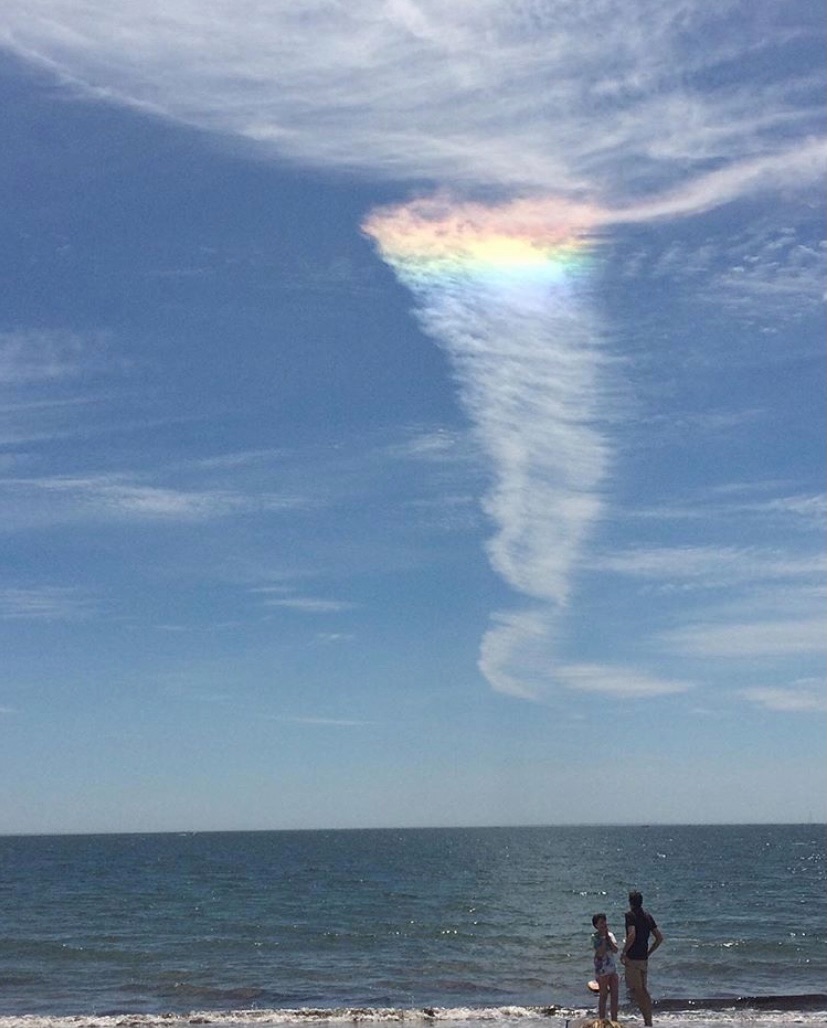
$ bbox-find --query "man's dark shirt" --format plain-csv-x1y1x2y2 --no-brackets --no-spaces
624,908,657,960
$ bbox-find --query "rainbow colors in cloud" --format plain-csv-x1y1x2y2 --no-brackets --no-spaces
363,195,602,287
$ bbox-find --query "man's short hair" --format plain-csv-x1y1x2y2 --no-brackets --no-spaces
629,890,643,909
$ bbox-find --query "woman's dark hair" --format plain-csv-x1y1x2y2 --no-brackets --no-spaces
629,890,644,909
592,912,606,927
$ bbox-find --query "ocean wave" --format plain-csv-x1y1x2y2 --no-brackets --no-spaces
1,997,826,1028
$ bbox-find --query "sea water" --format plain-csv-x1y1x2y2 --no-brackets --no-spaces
0,825,824,1028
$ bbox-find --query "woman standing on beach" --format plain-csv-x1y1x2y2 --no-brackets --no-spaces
591,912,620,1022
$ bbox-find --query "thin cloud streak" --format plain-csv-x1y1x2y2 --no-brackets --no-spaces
614,142,826,225
0,329,112,383
266,715,372,727
628,493,827,531
557,663,692,699
261,598,357,614
741,685,826,714
596,540,825,670
593,544,827,588
660,617,825,659
2,474,246,522
0,470,312,527
0,585,96,621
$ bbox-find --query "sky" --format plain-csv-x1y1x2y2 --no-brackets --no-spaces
0,1,824,834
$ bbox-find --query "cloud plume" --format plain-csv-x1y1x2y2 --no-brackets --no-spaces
363,195,610,696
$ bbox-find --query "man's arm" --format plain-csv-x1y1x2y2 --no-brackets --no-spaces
647,926,664,957
620,925,635,963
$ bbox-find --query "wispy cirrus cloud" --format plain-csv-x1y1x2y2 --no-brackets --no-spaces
619,225,827,327
628,491,827,531
1,2,822,207
592,543,826,591
556,662,692,699
593,537,825,664
248,584,357,616
659,615,825,660
1,473,246,522
261,597,357,615
0,585,96,621
741,683,826,713
265,714,372,727
714,236,827,319
384,427,479,466
0,469,311,528
579,495,825,706
0,329,114,384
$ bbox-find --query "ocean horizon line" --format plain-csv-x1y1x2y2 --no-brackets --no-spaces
2,820,824,840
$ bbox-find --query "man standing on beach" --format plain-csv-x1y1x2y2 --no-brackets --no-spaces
620,890,663,1026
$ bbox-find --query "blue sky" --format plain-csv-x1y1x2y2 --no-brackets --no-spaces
0,1,824,834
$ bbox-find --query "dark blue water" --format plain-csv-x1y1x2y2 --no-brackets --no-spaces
0,825,824,1025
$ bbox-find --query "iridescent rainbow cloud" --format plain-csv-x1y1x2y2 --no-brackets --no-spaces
362,195,603,287
363,193,610,699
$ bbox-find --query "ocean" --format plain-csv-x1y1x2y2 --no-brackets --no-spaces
0,825,824,1028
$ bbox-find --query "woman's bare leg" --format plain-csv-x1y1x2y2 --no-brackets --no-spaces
598,977,608,1020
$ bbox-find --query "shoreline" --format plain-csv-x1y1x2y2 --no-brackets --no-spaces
1,997,827,1026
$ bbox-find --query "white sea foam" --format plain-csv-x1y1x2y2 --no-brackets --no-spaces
1,1007,827,1028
